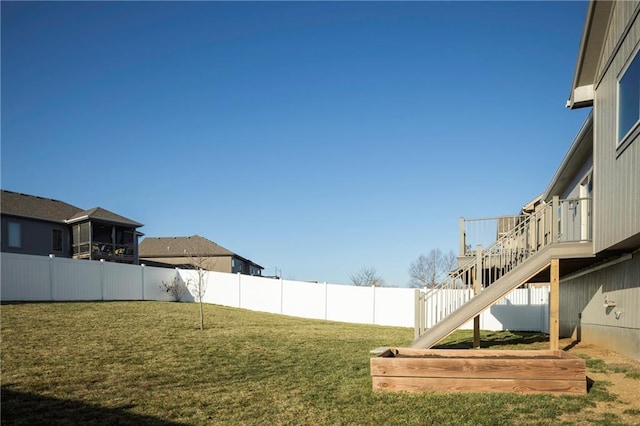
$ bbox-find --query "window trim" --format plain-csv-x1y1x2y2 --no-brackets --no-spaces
52,229,63,252
8,221,22,248
616,42,640,156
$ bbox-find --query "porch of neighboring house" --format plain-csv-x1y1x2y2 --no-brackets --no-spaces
413,196,596,351
70,219,141,264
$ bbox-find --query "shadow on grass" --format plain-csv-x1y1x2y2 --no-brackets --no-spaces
433,331,549,349
1,387,179,425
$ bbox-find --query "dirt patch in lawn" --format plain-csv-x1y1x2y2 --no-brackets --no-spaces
560,338,640,425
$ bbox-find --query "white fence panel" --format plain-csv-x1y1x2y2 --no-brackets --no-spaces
488,287,549,332
282,280,326,320
238,275,282,314
374,287,415,327
103,262,144,300
180,269,203,302
326,283,374,325
426,287,550,332
1,253,51,301
53,256,101,300
2,253,550,333
204,270,240,307
142,266,179,302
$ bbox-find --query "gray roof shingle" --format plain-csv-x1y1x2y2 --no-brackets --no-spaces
1,190,82,223
1,190,142,227
139,235,235,258
66,207,143,227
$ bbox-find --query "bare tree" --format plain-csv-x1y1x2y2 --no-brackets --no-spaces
409,249,455,288
442,249,458,276
425,248,443,288
408,254,430,288
349,266,385,287
185,253,209,330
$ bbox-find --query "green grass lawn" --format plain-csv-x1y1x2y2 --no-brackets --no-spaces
0,302,616,425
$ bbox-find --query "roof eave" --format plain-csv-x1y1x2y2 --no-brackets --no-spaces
567,0,614,109
65,216,143,227
2,212,68,224
542,112,594,200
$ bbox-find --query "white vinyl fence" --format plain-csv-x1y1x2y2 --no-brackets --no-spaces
419,287,550,333
0,253,549,331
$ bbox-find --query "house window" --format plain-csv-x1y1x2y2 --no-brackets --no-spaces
618,49,640,143
8,222,21,248
52,229,63,252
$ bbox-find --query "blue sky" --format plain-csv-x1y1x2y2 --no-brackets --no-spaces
2,1,590,286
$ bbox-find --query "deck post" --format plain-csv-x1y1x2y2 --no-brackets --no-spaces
459,217,466,257
550,258,560,350
473,244,483,349
414,289,421,340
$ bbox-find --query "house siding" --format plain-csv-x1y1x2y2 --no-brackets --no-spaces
1,216,70,257
140,256,233,273
559,252,640,360
593,2,640,253
560,155,593,199
596,1,640,82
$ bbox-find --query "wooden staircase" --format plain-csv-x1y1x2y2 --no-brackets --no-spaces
411,242,593,349
411,197,593,349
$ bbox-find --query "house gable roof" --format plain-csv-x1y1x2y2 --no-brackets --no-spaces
1,190,82,223
139,235,236,258
66,207,143,227
1,190,143,228
139,235,263,269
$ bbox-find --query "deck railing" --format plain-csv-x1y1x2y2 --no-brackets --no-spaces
416,197,592,338
459,215,526,257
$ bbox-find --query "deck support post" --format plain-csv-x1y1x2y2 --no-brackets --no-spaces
550,258,560,350
459,217,466,257
414,289,421,340
473,244,483,349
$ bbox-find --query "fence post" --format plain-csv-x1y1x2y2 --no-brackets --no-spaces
237,272,242,308
280,277,284,314
100,259,105,300
324,281,328,320
372,284,376,325
49,254,55,301
141,264,145,301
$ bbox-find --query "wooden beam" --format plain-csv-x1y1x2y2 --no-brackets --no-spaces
473,245,482,349
550,258,560,350
459,217,466,257
414,290,421,340
371,377,586,395
371,348,586,395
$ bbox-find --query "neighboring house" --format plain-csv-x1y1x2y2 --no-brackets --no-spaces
139,235,264,276
1,190,143,264
413,0,639,360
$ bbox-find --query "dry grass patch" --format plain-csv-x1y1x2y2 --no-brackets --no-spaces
1,302,634,425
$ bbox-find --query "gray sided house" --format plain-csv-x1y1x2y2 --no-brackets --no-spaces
563,0,640,359
1,190,143,264
139,235,264,276
412,0,640,360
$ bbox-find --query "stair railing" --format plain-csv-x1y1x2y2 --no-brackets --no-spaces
420,201,555,331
